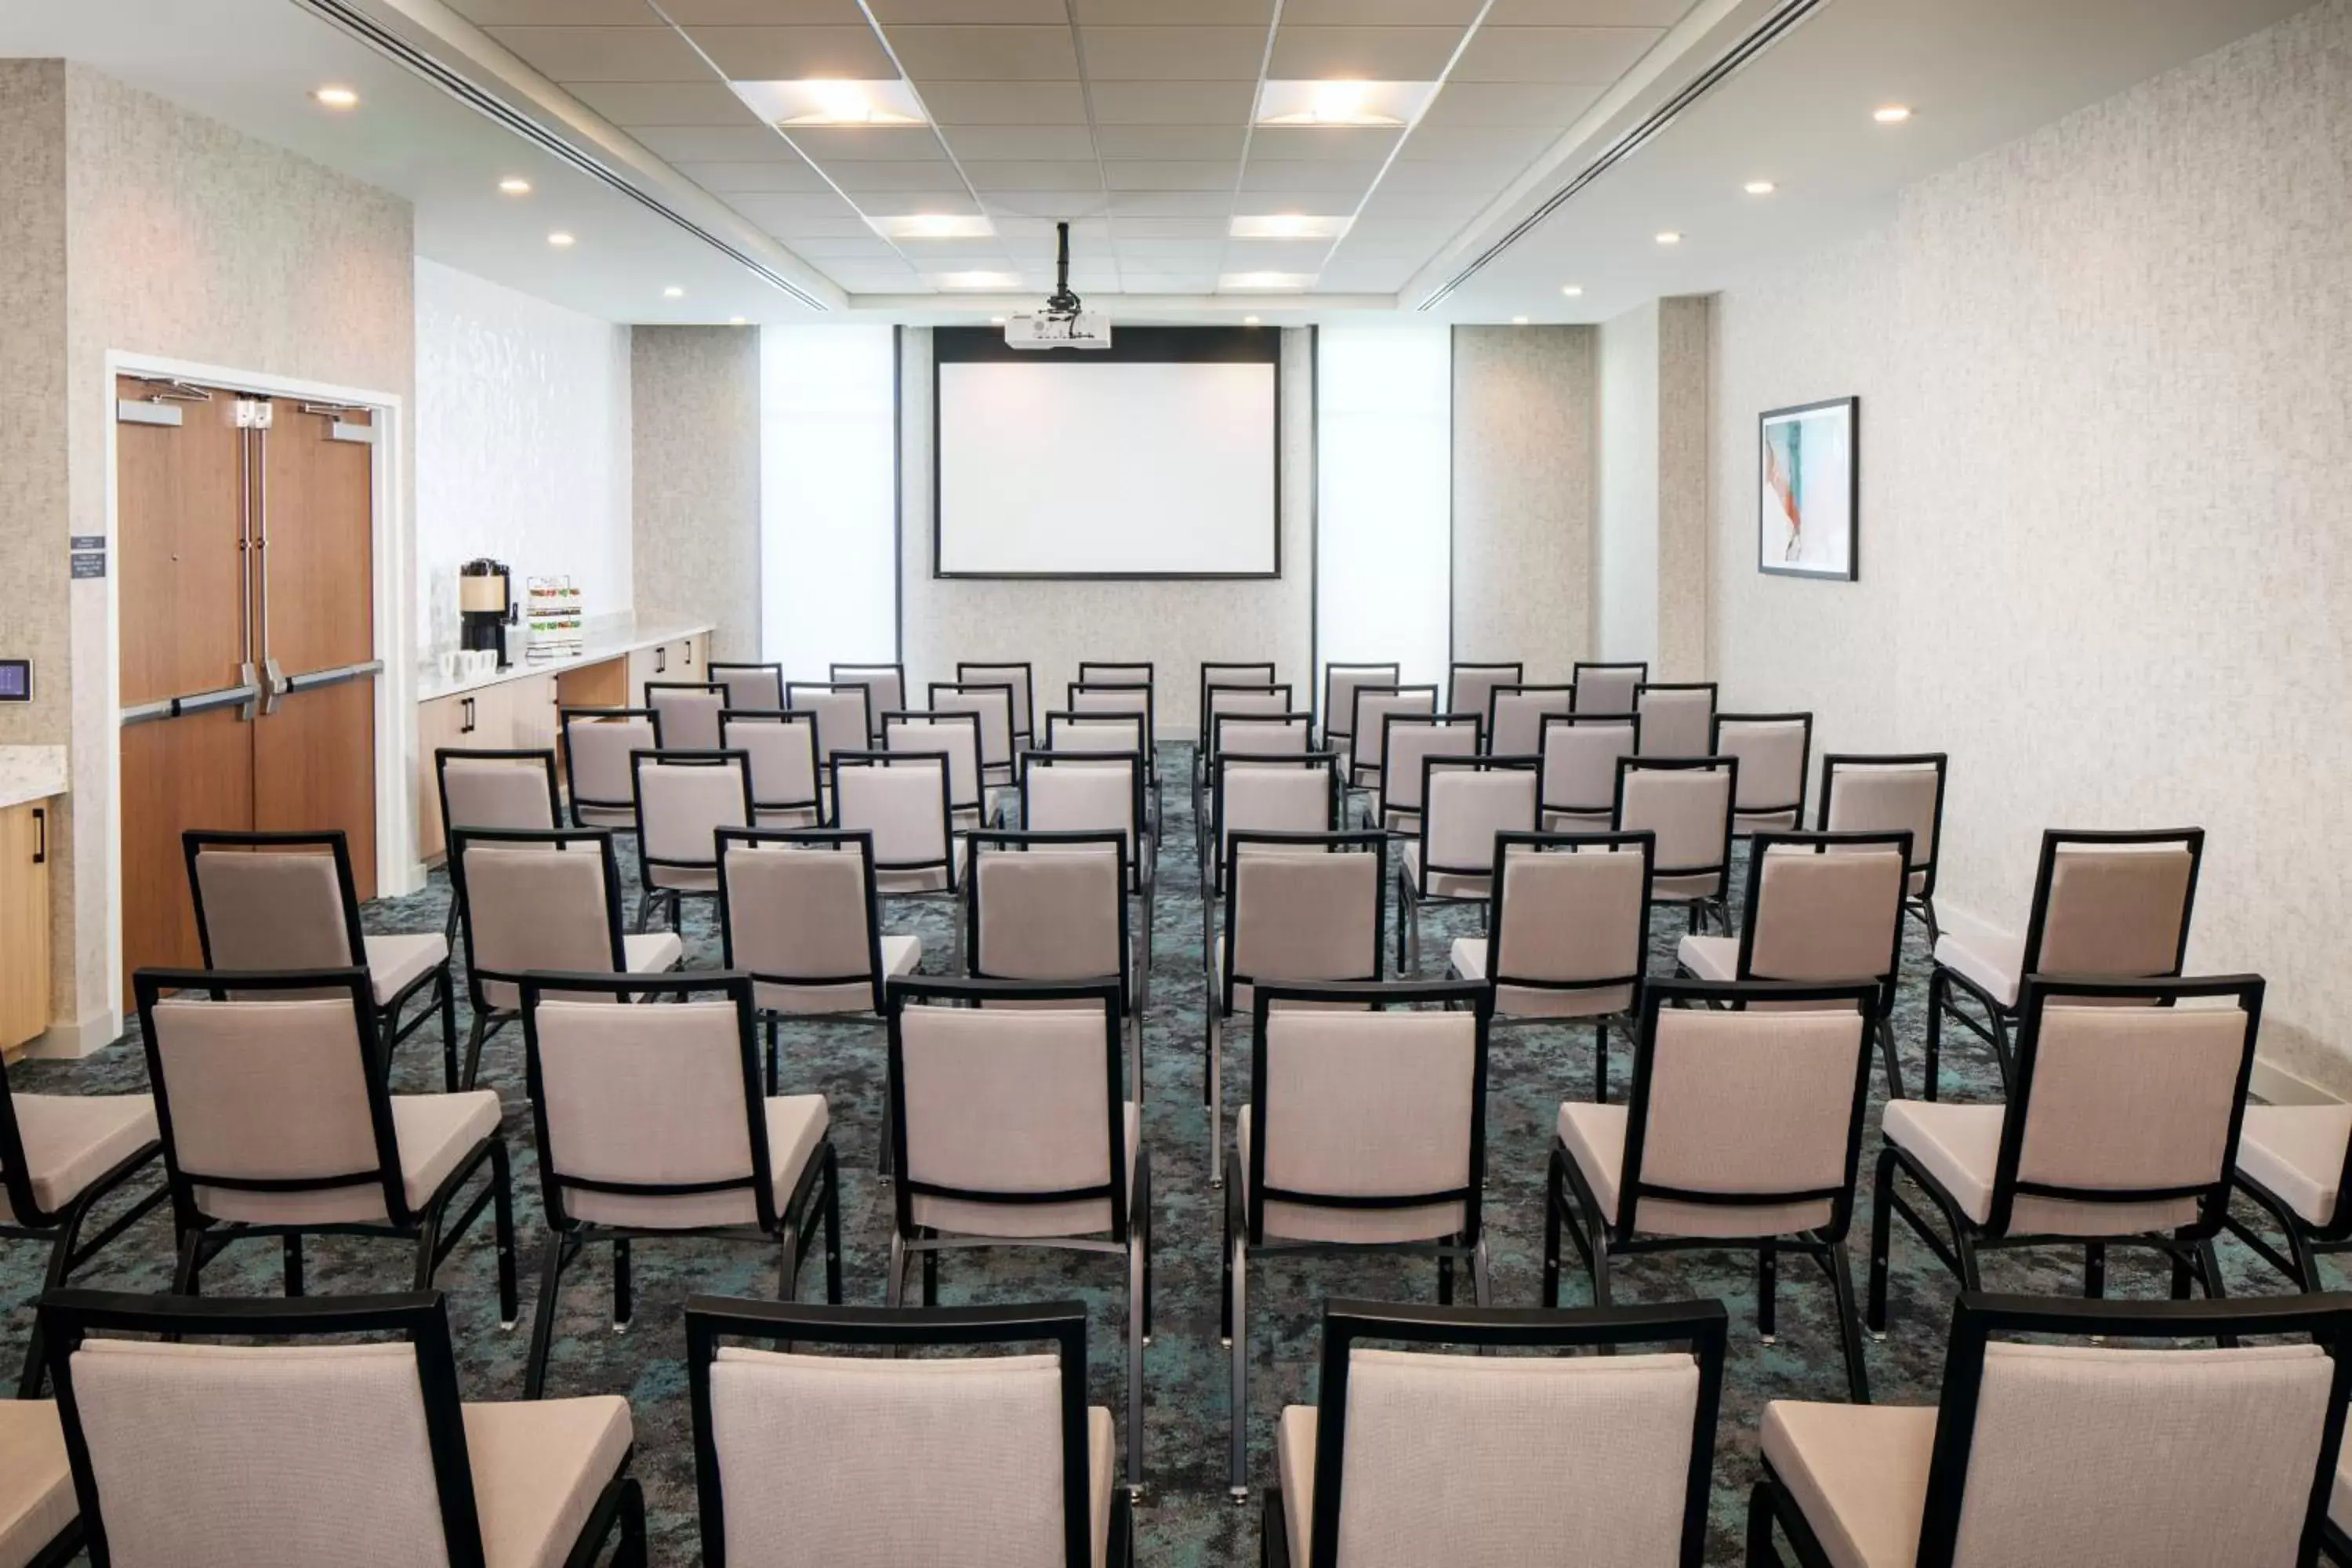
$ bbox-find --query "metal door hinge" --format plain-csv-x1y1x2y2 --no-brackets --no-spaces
233,399,274,429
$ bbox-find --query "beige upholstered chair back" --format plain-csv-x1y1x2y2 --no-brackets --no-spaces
1489,688,1572,757
831,666,902,724
1634,687,1713,758
146,995,390,1225
2033,844,2196,976
67,1337,452,1566
1215,716,1309,757
1323,667,1395,742
789,688,870,770
1573,666,1642,713
1491,844,1646,1007
637,757,750,892
459,841,622,1011
2007,1005,2251,1235
1381,722,1479,815
706,1347,1073,1566
1327,1348,1701,1567
1823,760,1940,891
975,845,1124,983
191,851,354,971
1632,1008,1867,1236
1746,844,1906,985
885,715,982,812
648,686,725,752
568,716,656,811
835,760,950,871
1716,719,1807,818
1205,688,1292,753
960,665,1034,738
1257,1011,1476,1242
1048,713,1145,757
931,686,1015,770
899,1004,1120,1237
721,840,878,1014
1541,717,1636,817
1618,767,1732,890
441,756,556,833
724,714,819,816
1422,768,1537,877
1025,760,1141,859
712,666,784,711
1069,686,1149,724
1945,1341,2334,1568
1218,764,1331,849
1446,667,1518,725
1229,850,1379,983
532,998,760,1227
1349,690,1436,776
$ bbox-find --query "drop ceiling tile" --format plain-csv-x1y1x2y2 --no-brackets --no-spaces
1416,80,1606,124
828,267,928,289
633,125,806,160
1105,216,1229,238
1105,191,1239,216
1115,274,1220,292
1236,160,1380,194
917,82,1089,123
1244,126,1403,162
1482,0,1695,23
1221,238,1338,269
869,0,1065,18
1079,27,1268,80
1352,187,1486,217
1264,26,1464,79
1399,122,1559,162
1100,161,1237,192
960,161,1107,192
1374,160,1514,192
676,160,834,192
1316,257,1417,289
1341,215,1455,245
567,82,762,125
1073,0,1270,22
1228,189,1370,216
938,124,1098,159
731,192,869,224
1092,124,1247,159
1279,0,1481,20
751,215,877,237
823,163,969,193
890,25,1080,80
1448,26,1662,82
984,191,1113,217
787,235,910,258
679,26,899,78
1086,81,1257,124
992,216,1112,238
771,127,943,161
1111,239,1225,260
662,0,866,19
445,0,655,22
482,26,708,81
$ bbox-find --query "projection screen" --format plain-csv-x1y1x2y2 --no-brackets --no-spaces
933,326,1280,579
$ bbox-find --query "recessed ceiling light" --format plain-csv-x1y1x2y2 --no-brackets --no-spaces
729,78,926,128
1744,180,1777,195
547,231,575,248
1229,214,1352,240
1512,316,1529,325
1655,230,1682,245
931,270,1021,291
729,316,747,325
1560,285,1584,297
1873,104,1912,123
662,286,684,299
1243,315,1261,325
498,176,532,196
1219,271,1315,292
1254,79,1438,129
869,213,993,240
312,85,358,110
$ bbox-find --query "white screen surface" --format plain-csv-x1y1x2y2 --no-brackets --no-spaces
937,358,1277,576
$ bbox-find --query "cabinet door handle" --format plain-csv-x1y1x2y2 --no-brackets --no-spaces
461,697,475,735
31,808,44,866
655,646,667,674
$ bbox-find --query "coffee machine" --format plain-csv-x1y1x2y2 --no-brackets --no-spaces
458,559,516,670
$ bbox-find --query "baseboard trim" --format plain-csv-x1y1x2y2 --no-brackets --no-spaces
2252,1054,2341,1107
27,1008,122,1061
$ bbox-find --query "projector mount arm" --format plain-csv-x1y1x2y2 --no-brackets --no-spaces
1044,220,1082,319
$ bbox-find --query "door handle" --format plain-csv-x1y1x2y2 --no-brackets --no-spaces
655,645,667,674
31,808,44,866
461,697,476,735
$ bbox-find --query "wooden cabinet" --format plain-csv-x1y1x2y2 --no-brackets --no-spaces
415,681,516,862
626,635,713,701
0,802,53,1055
508,673,561,754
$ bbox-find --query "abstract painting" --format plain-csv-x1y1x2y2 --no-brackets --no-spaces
1759,396,1859,580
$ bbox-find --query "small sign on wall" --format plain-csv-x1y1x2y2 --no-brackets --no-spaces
69,535,105,580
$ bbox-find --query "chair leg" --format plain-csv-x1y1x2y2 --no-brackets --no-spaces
1127,1231,1146,1499
524,1236,572,1400
1867,1146,1896,1335
921,1231,939,1306
172,1227,206,1296
1923,967,1946,1103
17,1198,95,1398
1542,1149,1566,1308
1588,1229,1612,1308
1207,1008,1225,1188
886,1231,908,1308
2084,1241,2106,1300
612,1238,633,1330
461,1013,491,1091
1436,1250,1454,1305
1875,1016,1904,1102
1469,1236,1493,1307
821,1143,844,1305
1954,1230,1984,1292
615,1477,648,1568
1828,1242,1871,1404
437,970,459,1093
1593,1019,1610,1104
1228,1235,1249,1504
412,1210,445,1291
765,1016,779,1098
283,1234,305,1298
779,1216,802,1305
1758,1243,1777,1345
1747,1482,1786,1567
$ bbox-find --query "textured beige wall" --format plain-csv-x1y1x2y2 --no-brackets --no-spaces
631,327,761,662
1450,325,1594,681
898,327,1316,735
0,64,71,759
1595,302,1659,665
1710,0,2352,1089
1655,296,1711,680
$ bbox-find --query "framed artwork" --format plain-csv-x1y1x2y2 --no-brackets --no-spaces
1758,396,1858,581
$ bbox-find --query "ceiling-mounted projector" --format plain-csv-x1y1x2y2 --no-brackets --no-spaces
1006,220,1110,350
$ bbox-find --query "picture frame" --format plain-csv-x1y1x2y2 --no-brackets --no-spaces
1758,396,1859,581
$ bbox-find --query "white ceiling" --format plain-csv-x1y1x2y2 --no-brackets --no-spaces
0,0,2310,325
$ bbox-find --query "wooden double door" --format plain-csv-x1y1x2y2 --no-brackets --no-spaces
117,376,379,984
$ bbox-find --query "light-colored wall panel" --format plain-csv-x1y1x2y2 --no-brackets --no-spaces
1450,324,1593,680
633,326,761,662
1655,294,1711,679
1595,301,1659,665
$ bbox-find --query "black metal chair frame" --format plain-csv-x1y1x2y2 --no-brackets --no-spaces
1342,683,1439,805
558,706,662,830
714,826,893,1097
1395,753,1540,974
926,681,1020,791
1817,750,1949,943
1193,684,1295,816
627,748,753,933
1633,680,1720,756
433,746,564,945
718,708,822,827
641,679,730,751
1713,710,1815,835
1372,710,1483,833
956,661,1039,753
883,708,989,826
2227,1128,2352,1296
1613,753,1739,935
1316,661,1399,755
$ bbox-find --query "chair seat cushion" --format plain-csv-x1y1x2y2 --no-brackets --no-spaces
1400,843,1490,900
1556,1102,1831,1240
0,1094,157,1223
1238,1107,1464,1245
1087,1405,1114,1568
0,1399,74,1568
1675,934,1739,982
1652,870,1723,902
1880,1101,2198,1236
2235,1104,2352,1226
913,1104,1138,1240
1541,808,1611,833
1450,938,1631,1018
752,806,820,829
1278,1404,1316,1568
463,1395,633,1568
195,1091,500,1227
1932,931,2020,1009
1760,1399,1937,1568
363,933,448,1005
755,933,923,1017
648,865,720,894
622,932,684,975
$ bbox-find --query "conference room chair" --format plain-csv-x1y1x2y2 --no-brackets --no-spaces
1484,681,1574,757
1925,826,2204,1099
1538,710,1641,831
1207,830,1386,1184
967,830,1140,1091
38,1288,644,1568
1068,681,1161,827
720,708,822,828
0,1060,162,1402
445,827,684,1088
715,827,921,1096
1225,978,1494,1502
560,706,660,831
1715,710,1813,835
1549,978,1882,1403
1571,659,1648,713
828,659,905,739
1820,750,1950,942
884,977,1149,1498
958,660,1038,753
517,971,840,1399
1317,660,1398,756
1373,711,1481,833
682,1298,1131,1568
433,747,561,931
0,1392,73,1566
627,748,753,934
643,679,727,751
1213,710,1312,761
1264,1297,1728,1568
1047,707,1148,757
1675,829,1913,1098
2227,1093,2352,1294
1194,683,1294,811
705,659,785,713
1198,659,1277,750
884,709,990,828
1343,684,1439,807
828,750,964,962
132,967,517,1327
1869,974,2261,1339
183,828,456,1088
786,681,874,779
929,679,1020,791
1019,754,1155,1006
1395,756,1540,975
1634,680,1719,757
1750,1291,2352,1568
1198,750,1344,960
1079,658,1153,689
1615,754,1739,934
1445,660,1522,730
1447,829,1653,1105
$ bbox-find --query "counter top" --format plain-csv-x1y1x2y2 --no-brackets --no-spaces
416,617,713,705
0,746,67,811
